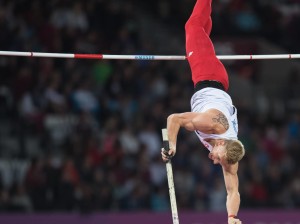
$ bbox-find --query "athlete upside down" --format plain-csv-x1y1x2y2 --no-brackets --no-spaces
161,1,245,223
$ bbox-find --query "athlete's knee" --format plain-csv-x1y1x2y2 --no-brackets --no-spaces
185,16,206,31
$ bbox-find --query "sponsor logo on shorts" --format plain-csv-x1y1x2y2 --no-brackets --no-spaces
188,51,193,57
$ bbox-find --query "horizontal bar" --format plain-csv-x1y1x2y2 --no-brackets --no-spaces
101,54,186,60
0,51,300,60
34,52,74,58
75,54,103,59
217,54,300,60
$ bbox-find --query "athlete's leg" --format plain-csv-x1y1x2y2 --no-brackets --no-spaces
204,17,212,36
185,0,215,59
186,0,212,29
185,0,229,90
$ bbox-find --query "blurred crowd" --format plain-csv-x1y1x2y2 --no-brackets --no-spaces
0,0,300,213
142,0,300,53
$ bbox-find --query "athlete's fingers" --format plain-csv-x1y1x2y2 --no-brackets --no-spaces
161,148,173,162
228,217,242,224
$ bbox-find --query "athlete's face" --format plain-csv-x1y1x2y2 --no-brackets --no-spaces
208,141,227,165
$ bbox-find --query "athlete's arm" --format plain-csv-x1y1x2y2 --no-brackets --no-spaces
161,110,224,161
222,163,241,221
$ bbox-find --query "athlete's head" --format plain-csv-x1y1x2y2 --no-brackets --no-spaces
208,139,245,165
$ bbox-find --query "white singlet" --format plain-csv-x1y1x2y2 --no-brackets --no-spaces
190,87,238,152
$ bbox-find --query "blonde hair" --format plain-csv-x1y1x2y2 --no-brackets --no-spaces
224,140,245,164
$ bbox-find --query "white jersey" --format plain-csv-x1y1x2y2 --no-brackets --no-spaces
190,87,238,152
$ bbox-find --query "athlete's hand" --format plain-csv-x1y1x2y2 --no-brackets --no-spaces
228,217,242,224
161,147,176,162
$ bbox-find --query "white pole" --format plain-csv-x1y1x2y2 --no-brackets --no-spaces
161,129,180,224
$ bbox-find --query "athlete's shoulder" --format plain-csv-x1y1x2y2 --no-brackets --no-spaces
205,109,229,134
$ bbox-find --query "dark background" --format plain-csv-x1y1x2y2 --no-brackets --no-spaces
0,0,300,213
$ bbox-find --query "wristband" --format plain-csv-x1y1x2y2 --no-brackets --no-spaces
228,215,237,218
